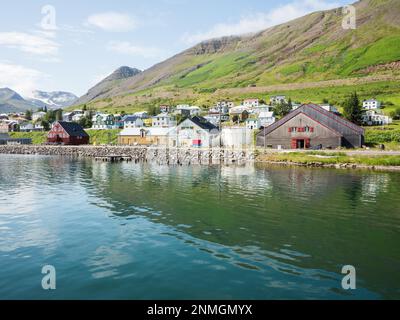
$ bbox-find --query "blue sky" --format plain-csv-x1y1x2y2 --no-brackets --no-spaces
0,0,351,97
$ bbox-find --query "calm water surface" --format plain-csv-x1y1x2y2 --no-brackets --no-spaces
0,154,399,299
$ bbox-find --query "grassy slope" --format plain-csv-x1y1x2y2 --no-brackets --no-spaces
10,129,121,145
72,79,400,117
71,0,400,114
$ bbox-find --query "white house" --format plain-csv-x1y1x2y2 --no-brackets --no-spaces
215,101,234,113
363,99,381,110
134,111,150,119
160,105,171,113
152,113,177,128
253,104,272,115
62,112,74,122
72,113,85,122
362,110,392,126
320,104,339,113
246,118,260,130
175,105,201,117
270,95,287,105
91,113,117,130
34,123,45,131
20,122,35,132
32,111,46,122
123,115,144,129
243,99,259,108
204,112,230,126
258,111,276,128
229,105,250,115
168,116,219,148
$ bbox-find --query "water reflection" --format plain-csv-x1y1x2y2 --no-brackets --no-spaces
82,160,400,299
0,155,399,299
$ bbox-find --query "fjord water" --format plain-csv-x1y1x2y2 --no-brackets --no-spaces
0,155,399,300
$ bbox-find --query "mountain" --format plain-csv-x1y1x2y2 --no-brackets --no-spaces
0,88,78,113
77,66,141,104
28,90,78,109
75,0,400,109
0,88,37,113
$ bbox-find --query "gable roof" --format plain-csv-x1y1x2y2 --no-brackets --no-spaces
56,121,89,137
260,104,364,136
123,115,141,122
188,116,218,131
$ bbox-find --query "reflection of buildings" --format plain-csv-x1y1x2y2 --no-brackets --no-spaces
84,161,400,300
360,174,390,202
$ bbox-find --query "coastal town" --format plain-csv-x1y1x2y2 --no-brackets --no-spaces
1,0,400,304
0,96,396,150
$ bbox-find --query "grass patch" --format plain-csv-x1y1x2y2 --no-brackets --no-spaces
258,152,400,166
9,132,47,144
10,130,121,145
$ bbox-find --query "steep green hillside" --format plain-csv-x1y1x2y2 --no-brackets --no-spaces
75,0,400,112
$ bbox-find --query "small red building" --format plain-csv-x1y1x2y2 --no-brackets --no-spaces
47,121,89,145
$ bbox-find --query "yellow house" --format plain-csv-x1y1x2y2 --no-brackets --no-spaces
143,118,152,127
118,127,170,146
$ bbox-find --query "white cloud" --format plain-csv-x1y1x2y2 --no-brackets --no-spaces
182,0,340,44
0,62,48,97
0,31,59,55
86,12,137,32
107,41,165,58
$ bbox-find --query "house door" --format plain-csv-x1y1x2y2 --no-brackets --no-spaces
297,139,305,149
291,138,309,149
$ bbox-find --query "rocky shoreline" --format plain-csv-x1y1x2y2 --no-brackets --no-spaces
0,145,255,165
1,145,399,171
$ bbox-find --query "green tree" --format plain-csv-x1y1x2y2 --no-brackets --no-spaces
41,119,50,131
25,110,32,120
175,114,184,125
389,107,400,120
44,110,56,123
274,101,292,118
287,98,293,110
55,109,63,121
147,105,160,116
342,92,362,124
78,116,93,128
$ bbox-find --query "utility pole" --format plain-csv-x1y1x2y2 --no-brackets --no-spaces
219,110,222,148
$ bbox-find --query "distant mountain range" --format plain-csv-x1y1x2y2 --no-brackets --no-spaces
0,88,78,113
28,90,78,109
74,0,400,110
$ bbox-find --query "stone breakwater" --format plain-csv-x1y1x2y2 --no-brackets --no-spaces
0,145,255,165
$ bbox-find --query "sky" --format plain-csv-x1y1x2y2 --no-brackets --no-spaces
0,0,351,98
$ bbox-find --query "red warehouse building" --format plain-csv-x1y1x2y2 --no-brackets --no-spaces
256,104,364,149
47,121,89,145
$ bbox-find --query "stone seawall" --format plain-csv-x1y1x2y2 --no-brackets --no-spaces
0,145,255,165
